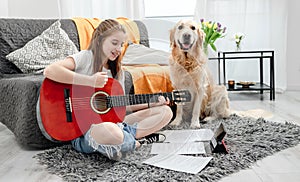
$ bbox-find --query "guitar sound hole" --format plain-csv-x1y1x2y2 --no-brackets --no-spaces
94,95,107,111
90,92,110,114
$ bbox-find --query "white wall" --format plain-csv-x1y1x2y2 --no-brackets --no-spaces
287,0,300,90
0,0,60,18
0,0,9,17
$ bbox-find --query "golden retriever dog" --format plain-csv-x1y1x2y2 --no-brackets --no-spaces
168,20,230,128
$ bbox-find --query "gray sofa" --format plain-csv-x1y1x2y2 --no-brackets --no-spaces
0,18,149,148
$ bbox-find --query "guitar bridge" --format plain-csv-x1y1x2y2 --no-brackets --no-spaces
64,88,72,122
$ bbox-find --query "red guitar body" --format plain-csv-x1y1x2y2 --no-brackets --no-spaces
39,78,191,142
39,78,125,142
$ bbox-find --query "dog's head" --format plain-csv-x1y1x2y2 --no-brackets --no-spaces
170,20,205,53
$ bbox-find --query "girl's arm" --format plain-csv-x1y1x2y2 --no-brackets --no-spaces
43,57,107,88
127,104,149,112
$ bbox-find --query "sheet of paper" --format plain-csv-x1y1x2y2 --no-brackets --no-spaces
150,142,206,155
161,129,214,143
143,154,213,174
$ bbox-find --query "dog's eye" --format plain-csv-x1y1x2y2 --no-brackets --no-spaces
190,26,196,30
178,25,183,30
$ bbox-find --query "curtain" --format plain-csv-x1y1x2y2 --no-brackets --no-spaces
194,0,287,92
58,0,145,20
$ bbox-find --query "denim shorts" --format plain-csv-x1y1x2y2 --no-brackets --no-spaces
71,122,137,161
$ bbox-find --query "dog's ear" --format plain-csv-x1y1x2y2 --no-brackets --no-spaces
169,27,176,48
196,28,205,49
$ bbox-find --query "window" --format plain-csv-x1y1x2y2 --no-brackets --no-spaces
144,0,196,21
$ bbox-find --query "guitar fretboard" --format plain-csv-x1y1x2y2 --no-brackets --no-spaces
107,92,173,107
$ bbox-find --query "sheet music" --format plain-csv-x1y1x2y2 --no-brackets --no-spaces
150,142,206,155
161,129,214,143
143,154,213,174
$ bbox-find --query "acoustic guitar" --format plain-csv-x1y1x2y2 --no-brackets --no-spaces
39,78,191,142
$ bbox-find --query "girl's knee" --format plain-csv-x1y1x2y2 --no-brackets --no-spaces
162,105,173,120
156,105,173,125
90,122,124,145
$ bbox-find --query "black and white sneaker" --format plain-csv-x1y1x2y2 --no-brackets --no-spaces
138,133,166,145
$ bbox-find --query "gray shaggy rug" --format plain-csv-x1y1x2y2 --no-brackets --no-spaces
34,115,300,181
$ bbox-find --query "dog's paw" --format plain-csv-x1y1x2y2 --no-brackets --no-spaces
190,121,200,128
203,116,217,122
169,118,182,126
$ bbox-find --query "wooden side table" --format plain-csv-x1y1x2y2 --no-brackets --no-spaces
209,50,275,100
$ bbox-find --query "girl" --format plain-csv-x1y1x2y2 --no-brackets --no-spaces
42,19,173,160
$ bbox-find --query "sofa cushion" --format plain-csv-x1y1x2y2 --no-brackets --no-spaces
0,19,80,74
122,44,169,65
5,21,78,73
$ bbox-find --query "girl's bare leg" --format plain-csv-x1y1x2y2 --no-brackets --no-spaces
89,105,172,150
124,105,173,139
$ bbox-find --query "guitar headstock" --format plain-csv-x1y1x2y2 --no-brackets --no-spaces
172,90,191,103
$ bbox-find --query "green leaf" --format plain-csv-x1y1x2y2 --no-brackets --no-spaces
209,32,220,42
210,43,217,51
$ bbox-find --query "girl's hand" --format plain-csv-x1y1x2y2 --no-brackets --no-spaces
150,96,170,107
91,72,108,88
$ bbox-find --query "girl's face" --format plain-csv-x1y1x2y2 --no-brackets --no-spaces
102,31,126,61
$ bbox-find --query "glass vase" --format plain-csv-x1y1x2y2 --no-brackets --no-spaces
236,43,242,51
203,42,209,55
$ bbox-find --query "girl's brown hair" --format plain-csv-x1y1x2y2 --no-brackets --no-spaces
88,19,126,79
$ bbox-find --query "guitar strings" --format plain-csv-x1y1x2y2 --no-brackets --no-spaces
68,92,180,110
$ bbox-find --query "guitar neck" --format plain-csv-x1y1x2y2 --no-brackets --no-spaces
108,92,173,107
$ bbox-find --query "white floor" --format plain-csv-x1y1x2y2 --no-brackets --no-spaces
1,91,300,182
220,91,300,182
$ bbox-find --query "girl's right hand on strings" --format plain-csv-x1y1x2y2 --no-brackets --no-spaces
91,72,108,88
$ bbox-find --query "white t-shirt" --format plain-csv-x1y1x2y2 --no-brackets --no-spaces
69,50,125,93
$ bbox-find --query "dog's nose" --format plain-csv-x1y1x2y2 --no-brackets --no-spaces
183,33,191,42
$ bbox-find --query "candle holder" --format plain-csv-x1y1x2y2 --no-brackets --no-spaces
228,80,235,89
